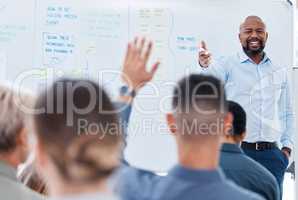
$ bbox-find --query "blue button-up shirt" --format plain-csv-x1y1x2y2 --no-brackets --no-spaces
114,102,264,200
220,143,280,200
201,51,295,148
117,164,264,200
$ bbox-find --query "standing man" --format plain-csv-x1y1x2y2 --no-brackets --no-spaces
198,15,295,194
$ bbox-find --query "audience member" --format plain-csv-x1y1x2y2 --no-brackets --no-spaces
32,79,123,200
220,101,280,200
0,86,43,200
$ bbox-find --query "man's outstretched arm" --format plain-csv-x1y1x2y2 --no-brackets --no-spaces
113,37,161,199
115,37,159,159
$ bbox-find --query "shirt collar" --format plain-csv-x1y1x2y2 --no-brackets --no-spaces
238,50,270,64
0,160,17,181
221,143,243,154
168,165,225,183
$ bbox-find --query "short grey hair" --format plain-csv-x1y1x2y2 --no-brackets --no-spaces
0,85,35,152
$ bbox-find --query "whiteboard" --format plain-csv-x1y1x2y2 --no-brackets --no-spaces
0,0,294,172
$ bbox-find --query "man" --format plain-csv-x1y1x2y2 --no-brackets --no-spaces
220,100,280,200
115,38,264,200
0,86,44,200
198,16,294,192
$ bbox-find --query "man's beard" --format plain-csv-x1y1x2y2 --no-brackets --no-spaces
243,41,265,57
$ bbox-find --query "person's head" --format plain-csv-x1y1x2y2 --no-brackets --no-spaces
167,74,227,148
239,16,268,57
223,101,247,144
0,86,33,168
32,79,123,195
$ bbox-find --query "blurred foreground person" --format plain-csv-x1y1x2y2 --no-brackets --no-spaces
32,79,123,200
0,86,43,200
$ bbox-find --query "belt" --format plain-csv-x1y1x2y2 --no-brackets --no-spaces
241,142,278,151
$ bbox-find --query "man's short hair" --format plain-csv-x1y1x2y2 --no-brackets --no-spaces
0,86,34,153
227,101,246,136
172,74,227,138
33,79,123,183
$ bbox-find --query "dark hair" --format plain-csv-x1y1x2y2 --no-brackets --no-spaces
172,74,227,114
172,74,227,137
227,101,246,136
33,78,123,183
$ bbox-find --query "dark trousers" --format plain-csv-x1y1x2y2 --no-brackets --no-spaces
242,147,289,199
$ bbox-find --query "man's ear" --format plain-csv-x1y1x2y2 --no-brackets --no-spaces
224,112,234,135
166,113,177,135
16,128,28,148
14,128,30,163
16,128,29,159
265,32,269,42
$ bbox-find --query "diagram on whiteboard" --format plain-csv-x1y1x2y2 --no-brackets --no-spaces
45,5,78,26
130,7,174,80
43,32,75,66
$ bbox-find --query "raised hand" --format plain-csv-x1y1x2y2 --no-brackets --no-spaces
122,37,160,91
198,41,212,68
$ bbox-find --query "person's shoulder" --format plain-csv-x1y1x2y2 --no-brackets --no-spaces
118,164,161,182
210,54,237,73
244,155,278,183
222,180,265,200
261,53,290,85
0,177,44,200
215,54,236,63
225,153,278,185
265,54,288,73
220,150,247,167
115,165,163,199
